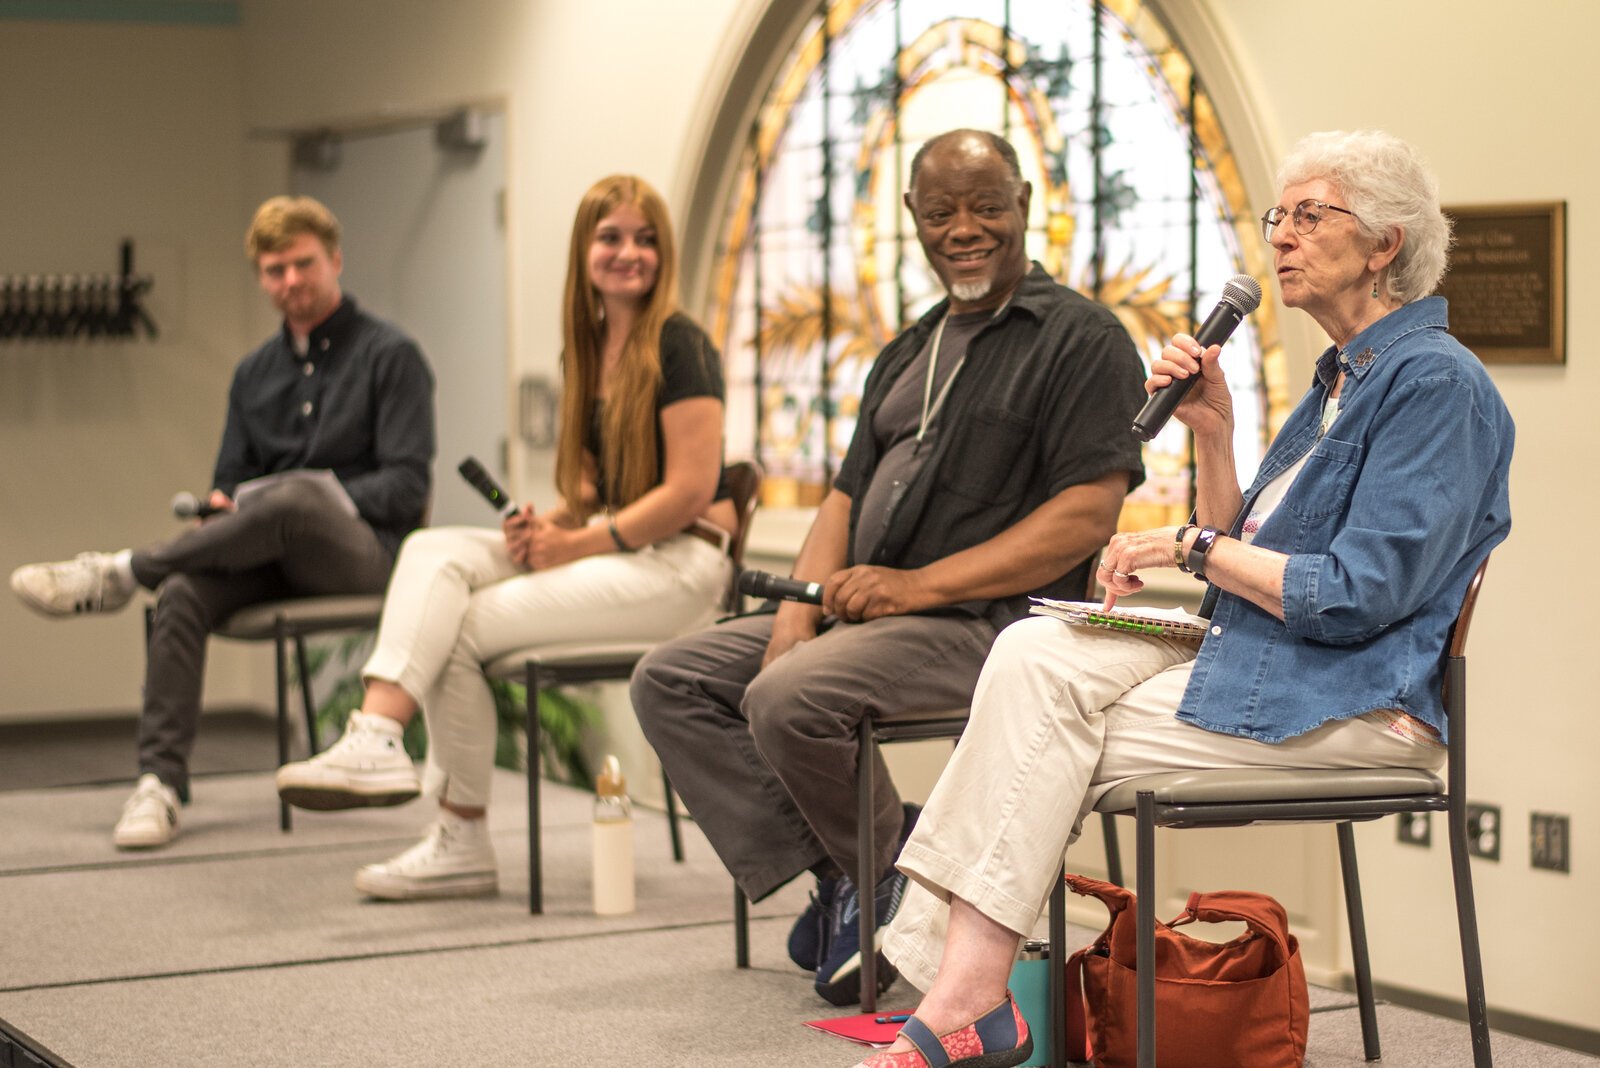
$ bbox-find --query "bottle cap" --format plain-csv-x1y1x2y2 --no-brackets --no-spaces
596,754,626,798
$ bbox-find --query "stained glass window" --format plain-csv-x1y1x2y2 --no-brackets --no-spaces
706,0,1289,528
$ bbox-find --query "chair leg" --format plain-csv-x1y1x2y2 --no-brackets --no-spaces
1049,862,1069,1068
734,887,750,968
857,716,878,1012
525,661,543,915
1337,821,1382,1061
663,770,684,863
274,624,292,832
1136,791,1156,1068
1446,805,1495,1067
293,635,319,757
1102,811,1124,887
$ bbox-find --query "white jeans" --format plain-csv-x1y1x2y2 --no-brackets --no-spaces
362,525,731,808
884,615,1446,993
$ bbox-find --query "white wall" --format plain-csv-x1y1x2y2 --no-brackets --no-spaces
0,19,264,721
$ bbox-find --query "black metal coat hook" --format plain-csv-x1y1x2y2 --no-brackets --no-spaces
0,239,158,342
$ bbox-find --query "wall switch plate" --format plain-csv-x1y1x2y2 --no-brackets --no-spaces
1531,812,1571,872
1396,811,1431,847
1465,803,1501,861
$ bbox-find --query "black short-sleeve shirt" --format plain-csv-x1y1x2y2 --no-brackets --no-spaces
833,263,1147,627
587,312,728,507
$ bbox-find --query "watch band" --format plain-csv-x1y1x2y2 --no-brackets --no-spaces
1185,526,1222,581
1174,524,1194,572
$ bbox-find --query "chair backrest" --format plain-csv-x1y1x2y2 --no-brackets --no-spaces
1448,556,1489,660
1443,555,1490,800
721,459,765,612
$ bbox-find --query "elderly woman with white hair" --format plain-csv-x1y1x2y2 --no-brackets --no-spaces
847,129,1515,1068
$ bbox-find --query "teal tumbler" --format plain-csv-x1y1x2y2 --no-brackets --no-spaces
1009,939,1051,1067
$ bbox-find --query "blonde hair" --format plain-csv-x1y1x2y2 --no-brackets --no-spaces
244,196,342,261
555,175,681,520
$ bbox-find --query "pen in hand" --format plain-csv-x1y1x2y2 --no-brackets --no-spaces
874,1014,911,1024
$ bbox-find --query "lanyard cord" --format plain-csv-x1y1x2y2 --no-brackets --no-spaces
916,314,958,444
916,300,1008,445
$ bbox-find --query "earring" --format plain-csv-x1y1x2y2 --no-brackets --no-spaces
1371,278,1379,299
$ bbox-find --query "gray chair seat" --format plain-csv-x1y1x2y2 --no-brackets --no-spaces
1096,765,1443,811
213,595,387,640
482,641,658,681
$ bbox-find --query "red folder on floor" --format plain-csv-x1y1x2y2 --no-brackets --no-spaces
804,1011,912,1048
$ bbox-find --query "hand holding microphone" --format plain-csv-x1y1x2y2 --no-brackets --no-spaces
738,566,923,622
171,490,233,520
1131,274,1263,441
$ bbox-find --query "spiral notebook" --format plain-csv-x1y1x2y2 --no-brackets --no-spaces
1028,599,1209,643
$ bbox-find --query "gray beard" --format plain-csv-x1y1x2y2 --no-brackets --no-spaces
949,279,992,303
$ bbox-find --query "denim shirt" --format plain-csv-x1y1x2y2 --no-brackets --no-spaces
1179,297,1513,742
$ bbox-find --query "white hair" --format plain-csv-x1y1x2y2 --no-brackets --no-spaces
1277,130,1452,304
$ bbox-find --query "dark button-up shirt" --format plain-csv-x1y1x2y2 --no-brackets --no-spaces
834,263,1147,627
212,297,435,554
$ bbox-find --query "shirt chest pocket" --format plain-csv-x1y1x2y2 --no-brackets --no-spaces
938,404,1036,503
1283,436,1363,520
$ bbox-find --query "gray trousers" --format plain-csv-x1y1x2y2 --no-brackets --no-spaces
630,609,997,902
131,480,394,795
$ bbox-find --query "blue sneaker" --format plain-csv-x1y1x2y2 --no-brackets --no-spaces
786,872,839,971
788,802,921,972
812,865,908,1006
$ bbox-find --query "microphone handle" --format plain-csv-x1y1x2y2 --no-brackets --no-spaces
1131,301,1246,442
738,570,824,605
458,457,518,517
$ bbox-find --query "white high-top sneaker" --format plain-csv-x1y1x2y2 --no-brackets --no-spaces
275,711,420,810
354,811,498,900
113,774,180,849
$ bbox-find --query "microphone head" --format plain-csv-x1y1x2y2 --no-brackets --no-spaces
736,570,763,596
1220,273,1264,315
171,491,200,518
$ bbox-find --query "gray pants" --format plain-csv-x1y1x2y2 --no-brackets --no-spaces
630,610,996,902
131,481,394,795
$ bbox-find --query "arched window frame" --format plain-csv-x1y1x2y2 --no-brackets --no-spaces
681,0,1297,527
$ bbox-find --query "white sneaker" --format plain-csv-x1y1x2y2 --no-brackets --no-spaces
276,711,421,810
354,813,498,900
11,552,136,617
113,774,180,849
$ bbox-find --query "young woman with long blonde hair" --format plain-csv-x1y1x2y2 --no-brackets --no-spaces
275,175,735,900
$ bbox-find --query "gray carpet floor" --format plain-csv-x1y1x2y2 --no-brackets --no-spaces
1,769,1594,1067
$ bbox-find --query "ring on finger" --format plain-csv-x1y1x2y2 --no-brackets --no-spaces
1112,569,1132,579
1098,560,1114,571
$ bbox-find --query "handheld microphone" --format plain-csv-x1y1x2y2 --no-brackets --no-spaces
738,569,823,605
1131,274,1264,441
171,491,225,519
457,457,518,517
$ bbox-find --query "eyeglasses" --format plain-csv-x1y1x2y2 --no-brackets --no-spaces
1260,199,1358,243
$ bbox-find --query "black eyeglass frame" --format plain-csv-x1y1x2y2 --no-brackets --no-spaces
1260,199,1358,243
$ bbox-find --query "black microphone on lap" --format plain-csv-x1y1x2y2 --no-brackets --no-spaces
457,456,518,517
1131,274,1264,442
171,491,225,519
738,569,824,605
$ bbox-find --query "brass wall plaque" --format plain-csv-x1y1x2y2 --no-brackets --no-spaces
1437,201,1565,364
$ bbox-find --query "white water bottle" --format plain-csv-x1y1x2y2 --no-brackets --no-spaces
592,755,635,915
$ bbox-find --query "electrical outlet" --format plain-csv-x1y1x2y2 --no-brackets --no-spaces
1465,803,1501,861
1396,811,1431,847
1531,812,1571,873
